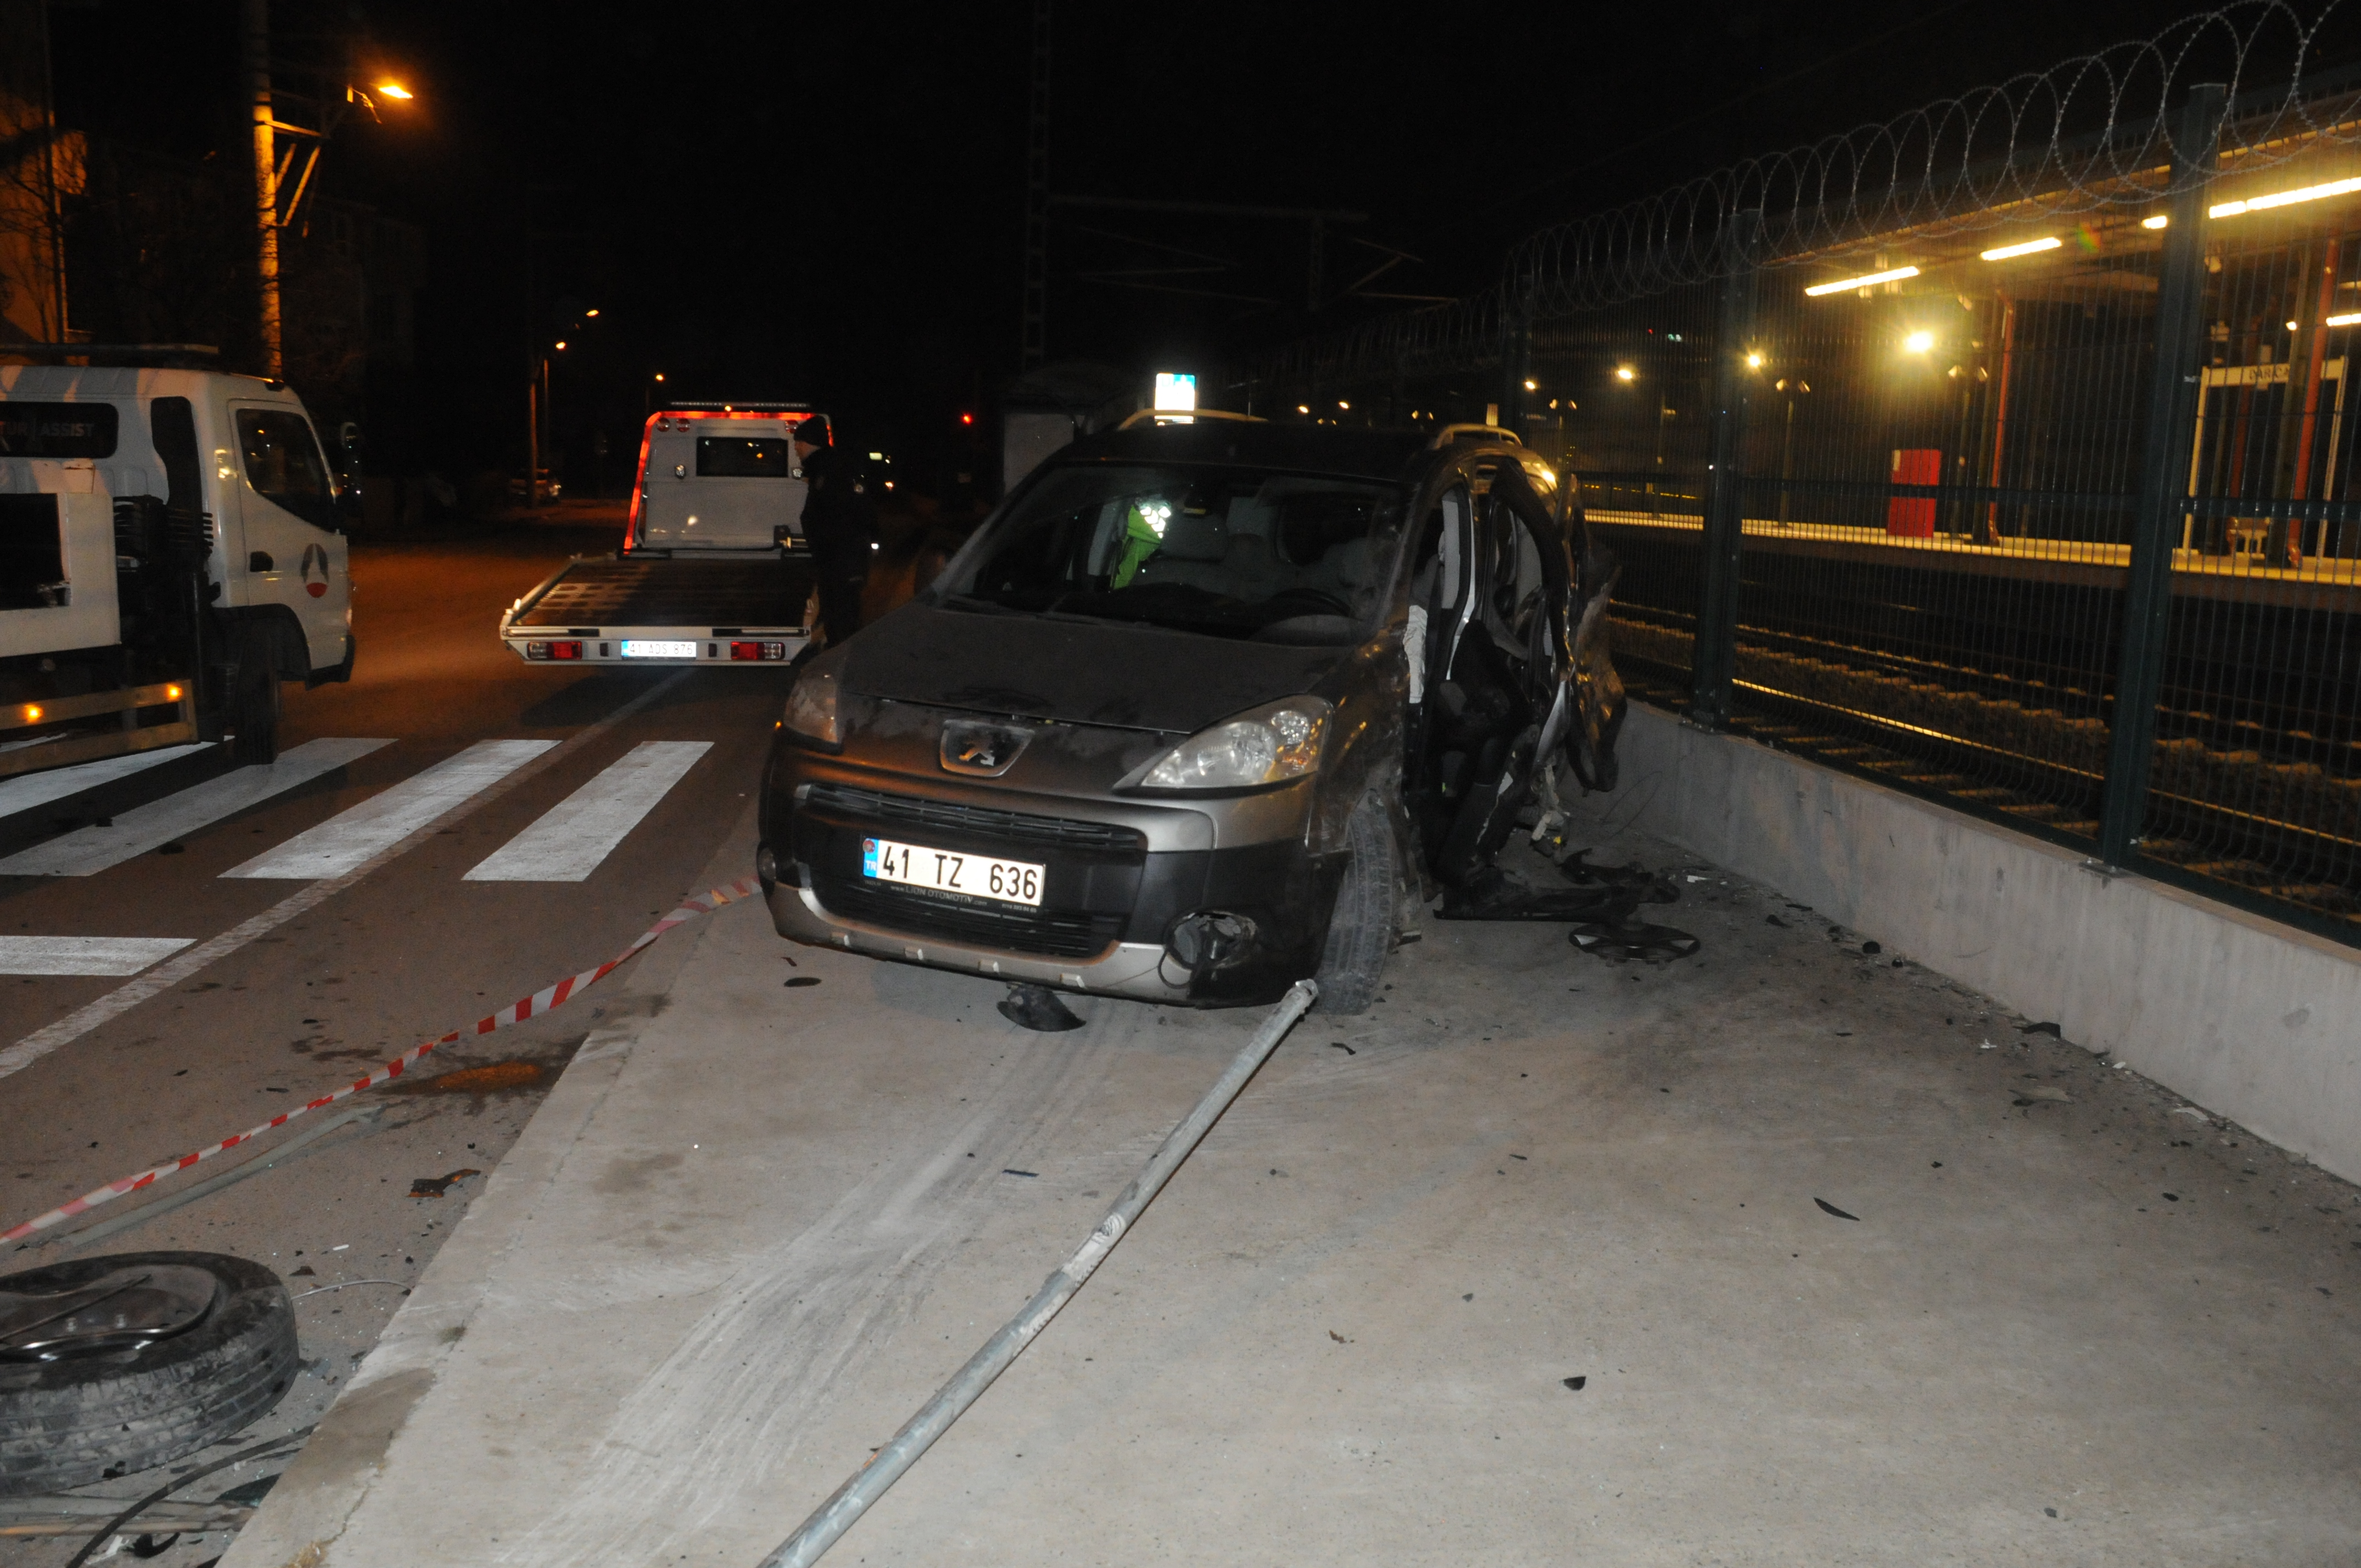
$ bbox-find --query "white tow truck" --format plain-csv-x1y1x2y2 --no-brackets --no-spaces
0,350,355,787
498,403,820,667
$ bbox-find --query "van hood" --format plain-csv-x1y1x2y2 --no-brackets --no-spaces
845,603,1348,734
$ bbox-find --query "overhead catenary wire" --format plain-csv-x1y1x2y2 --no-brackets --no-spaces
1244,2,2361,391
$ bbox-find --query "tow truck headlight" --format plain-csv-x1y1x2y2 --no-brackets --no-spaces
782,643,850,747
1129,696,1330,792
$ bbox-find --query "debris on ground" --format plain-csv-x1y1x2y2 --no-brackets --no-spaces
1562,1375,1587,1390
2019,1021,2064,1039
784,976,822,988
408,1169,481,1198
2016,1086,2072,1105
1814,1198,1860,1221
1570,921,1701,965
999,983,1084,1032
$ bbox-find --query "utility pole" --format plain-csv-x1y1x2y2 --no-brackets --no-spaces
1019,0,1051,371
244,0,281,378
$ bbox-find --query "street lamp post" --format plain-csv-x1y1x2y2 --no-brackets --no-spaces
244,0,279,378
238,1,413,379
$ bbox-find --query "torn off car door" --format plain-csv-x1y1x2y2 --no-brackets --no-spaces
1402,455,1554,887
1399,449,1629,907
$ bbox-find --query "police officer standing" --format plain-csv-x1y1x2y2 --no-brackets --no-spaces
791,417,876,643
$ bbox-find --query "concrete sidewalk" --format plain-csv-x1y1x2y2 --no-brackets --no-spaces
225,819,2361,1567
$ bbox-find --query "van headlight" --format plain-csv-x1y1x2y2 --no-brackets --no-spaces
1129,696,1330,791
782,644,849,747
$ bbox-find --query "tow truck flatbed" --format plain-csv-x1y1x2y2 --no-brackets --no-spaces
499,552,813,665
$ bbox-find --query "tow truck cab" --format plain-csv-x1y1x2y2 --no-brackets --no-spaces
0,359,355,775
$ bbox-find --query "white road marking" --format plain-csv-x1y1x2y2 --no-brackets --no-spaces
0,936,195,976
221,739,557,880
463,741,711,883
0,676,689,1081
0,743,214,820
0,738,393,876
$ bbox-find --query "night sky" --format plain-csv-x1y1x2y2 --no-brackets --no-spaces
44,0,2260,489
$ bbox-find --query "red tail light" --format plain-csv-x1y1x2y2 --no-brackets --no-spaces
549,641,583,660
730,640,761,661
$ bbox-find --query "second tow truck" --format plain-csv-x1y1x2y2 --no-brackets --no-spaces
499,402,820,667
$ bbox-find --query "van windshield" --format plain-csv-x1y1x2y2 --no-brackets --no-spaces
940,464,1399,643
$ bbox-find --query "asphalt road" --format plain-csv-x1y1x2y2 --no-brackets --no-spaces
0,515,799,1566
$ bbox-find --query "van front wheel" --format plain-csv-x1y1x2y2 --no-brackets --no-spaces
1312,788,1397,1014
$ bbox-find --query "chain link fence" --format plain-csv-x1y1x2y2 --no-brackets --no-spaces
1236,3,2361,942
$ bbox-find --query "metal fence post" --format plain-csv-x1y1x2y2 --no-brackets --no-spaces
2099,84,2223,867
1500,253,1536,429
1689,209,1762,730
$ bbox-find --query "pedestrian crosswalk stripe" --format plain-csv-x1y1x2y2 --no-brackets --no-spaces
0,743,215,823
462,740,712,883
0,936,195,976
222,739,557,881
0,738,394,876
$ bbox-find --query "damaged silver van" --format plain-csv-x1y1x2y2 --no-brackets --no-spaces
755,414,1625,1012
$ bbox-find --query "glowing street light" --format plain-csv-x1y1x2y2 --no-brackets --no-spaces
373,81,415,101
1981,236,2061,261
2142,214,2170,230
1744,352,1764,369
2327,312,2361,327
1903,330,1936,353
1804,264,1920,297
1522,378,1537,391
1615,366,1635,382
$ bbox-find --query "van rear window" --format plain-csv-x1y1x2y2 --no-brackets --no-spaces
0,401,118,458
697,437,793,477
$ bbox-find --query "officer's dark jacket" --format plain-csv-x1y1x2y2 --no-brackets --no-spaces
799,445,877,560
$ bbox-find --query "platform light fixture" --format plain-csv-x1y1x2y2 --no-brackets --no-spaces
2327,312,2361,327
1981,236,2061,261
1615,366,1635,381
1903,330,1936,353
2142,214,2170,230
2210,175,2361,220
1804,264,1919,297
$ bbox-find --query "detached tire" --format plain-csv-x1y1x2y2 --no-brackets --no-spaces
0,1252,298,1496
227,625,281,766
1313,789,1397,1014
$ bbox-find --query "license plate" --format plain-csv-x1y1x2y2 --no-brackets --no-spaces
863,836,1044,907
621,639,697,658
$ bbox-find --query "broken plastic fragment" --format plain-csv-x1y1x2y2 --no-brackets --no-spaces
999,983,1084,1032
409,1168,481,1198
1570,921,1700,964
1562,1375,1587,1390
1813,1197,1860,1221
784,976,822,988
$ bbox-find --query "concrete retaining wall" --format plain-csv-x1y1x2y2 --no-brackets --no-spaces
1587,701,2361,1184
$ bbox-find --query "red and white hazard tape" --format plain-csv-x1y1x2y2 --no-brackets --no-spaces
2,875,763,1245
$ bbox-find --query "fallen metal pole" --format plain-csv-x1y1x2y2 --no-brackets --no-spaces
757,979,1318,1568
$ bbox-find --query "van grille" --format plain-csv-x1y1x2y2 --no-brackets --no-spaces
801,783,1145,856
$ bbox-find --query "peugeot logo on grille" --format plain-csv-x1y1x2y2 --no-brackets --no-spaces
940,720,1033,777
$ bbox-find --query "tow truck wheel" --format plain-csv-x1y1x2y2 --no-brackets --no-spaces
227,626,281,766
1312,789,1397,1014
